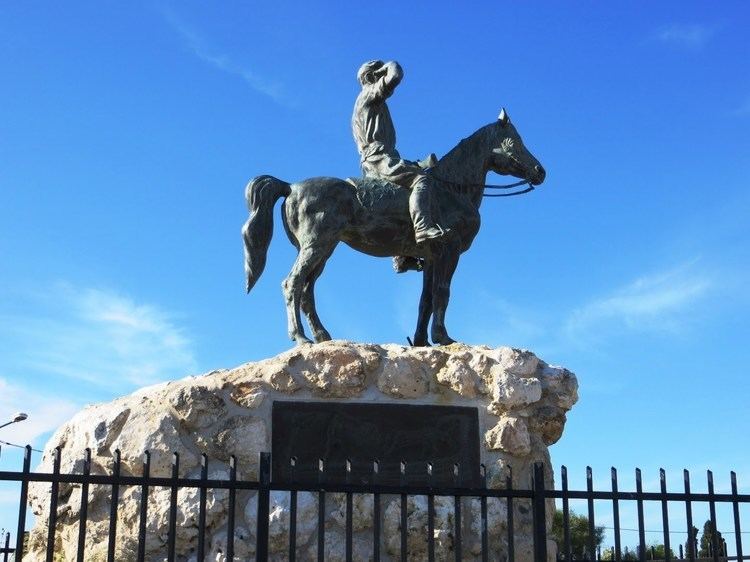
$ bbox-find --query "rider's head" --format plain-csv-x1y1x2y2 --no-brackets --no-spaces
357,60,384,86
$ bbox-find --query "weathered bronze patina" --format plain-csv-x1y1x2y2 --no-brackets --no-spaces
271,401,481,487
243,60,545,346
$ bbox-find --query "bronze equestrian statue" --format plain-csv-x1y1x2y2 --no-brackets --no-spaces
243,60,545,346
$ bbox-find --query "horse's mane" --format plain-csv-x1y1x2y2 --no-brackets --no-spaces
432,121,498,195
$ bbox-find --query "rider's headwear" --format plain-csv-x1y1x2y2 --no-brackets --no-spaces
357,60,384,85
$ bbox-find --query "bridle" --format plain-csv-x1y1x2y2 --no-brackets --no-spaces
425,170,537,198
425,135,539,197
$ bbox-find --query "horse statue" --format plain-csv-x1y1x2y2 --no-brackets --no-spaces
242,109,545,346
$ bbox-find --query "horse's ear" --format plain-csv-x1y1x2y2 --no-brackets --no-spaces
498,108,509,125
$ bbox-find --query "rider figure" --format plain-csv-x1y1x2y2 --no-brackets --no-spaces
352,60,448,250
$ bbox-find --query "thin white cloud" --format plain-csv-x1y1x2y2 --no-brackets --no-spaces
0,377,79,445
0,285,198,391
161,9,289,105
458,291,546,349
564,261,713,343
655,23,716,49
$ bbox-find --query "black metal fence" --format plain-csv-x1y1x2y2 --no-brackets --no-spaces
0,445,747,561
0,533,14,562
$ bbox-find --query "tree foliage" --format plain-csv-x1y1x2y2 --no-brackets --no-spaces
699,519,725,557
551,509,605,560
601,543,674,560
685,525,699,558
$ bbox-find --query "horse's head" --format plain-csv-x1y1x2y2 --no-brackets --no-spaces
489,109,546,185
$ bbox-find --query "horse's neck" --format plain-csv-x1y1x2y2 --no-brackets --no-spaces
433,130,490,208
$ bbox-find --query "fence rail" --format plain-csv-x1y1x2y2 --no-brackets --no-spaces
0,445,747,561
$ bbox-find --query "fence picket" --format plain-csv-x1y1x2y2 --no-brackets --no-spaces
532,463,547,562
684,469,695,562
346,458,353,562
167,452,179,562
400,460,408,562
15,445,32,561
660,469,671,562
197,454,207,562
427,462,435,562
289,457,297,562
480,464,488,562
75,449,91,562
636,468,646,562
731,471,744,562
3,532,10,562
373,460,381,562
106,450,120,562
256,452,271,562
317,458,325,562
44,447,61,562
611,467,621,562
226,456,237,562
586,466,596,561
708,470,720,562
561,466,572,561
137,451,150,562
506,467,514,562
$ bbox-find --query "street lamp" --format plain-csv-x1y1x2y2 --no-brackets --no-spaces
0,412,28,430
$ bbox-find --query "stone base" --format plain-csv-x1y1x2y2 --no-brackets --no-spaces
27,341,578,561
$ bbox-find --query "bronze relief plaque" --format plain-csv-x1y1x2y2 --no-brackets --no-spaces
271,401,481,487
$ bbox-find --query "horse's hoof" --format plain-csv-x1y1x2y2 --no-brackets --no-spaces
431,334,456,346
314,331,332,343
291,334,314,345
412,336,430,347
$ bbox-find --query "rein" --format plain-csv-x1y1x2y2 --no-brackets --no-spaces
482,180,535,197
425,170,535,198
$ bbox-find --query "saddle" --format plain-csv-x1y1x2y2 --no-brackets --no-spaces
345,152,438,189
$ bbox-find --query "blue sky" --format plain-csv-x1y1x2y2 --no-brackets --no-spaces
1,1,749,549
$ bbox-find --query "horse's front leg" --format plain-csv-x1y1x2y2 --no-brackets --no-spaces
412,261,434,346
430,246,460,345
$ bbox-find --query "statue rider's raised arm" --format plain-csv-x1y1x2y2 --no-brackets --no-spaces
360,61,403,104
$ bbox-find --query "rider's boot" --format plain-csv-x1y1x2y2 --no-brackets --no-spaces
410,181,449,244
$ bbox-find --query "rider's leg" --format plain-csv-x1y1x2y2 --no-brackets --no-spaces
366,156,448,246
410,177,449,244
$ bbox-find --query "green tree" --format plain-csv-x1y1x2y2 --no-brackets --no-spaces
551,509,605,560
601,547,638,560
699,520,725,557
685,525,699,558
603,543,671,560
645,543,676,559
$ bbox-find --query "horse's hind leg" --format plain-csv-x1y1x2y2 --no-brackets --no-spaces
300,245,336,343
283,244,332,345
412,262,434,347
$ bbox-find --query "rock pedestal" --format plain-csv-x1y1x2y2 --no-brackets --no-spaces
27,341,578,561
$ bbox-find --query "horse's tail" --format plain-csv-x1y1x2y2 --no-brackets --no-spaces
242,175,291,293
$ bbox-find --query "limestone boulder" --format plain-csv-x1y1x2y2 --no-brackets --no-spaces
25,341,577,562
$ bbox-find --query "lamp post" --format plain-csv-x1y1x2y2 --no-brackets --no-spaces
0,412,28,430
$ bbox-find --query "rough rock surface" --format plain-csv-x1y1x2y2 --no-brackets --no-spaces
26,341,577,561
